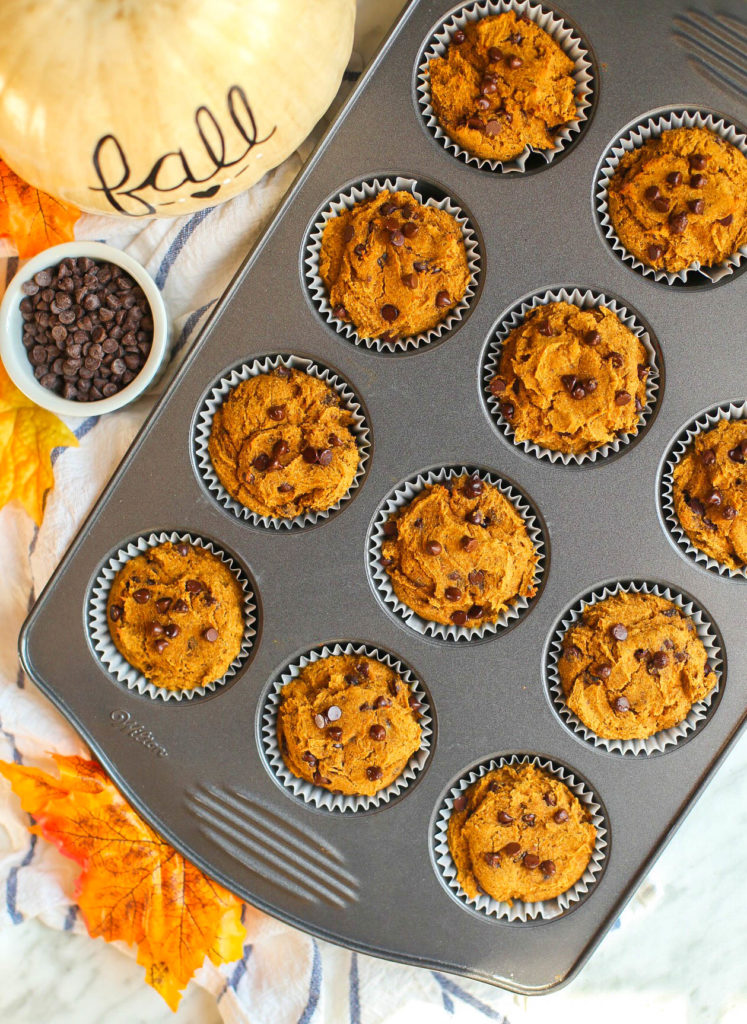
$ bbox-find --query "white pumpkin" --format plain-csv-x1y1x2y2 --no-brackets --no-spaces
0,0,355,217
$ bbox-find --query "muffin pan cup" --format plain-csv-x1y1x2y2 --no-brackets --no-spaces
545,580,724,756
433,753,608,922
416,0,595,173
481,287,661,465
659,400,747,579
260,642,433,813
15,0,747,998
193,354,371,529
595,107,747,285
367,465,547,642
88,531,257,702
304,175,481,353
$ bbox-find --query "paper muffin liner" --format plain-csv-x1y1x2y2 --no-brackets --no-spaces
88,531,257,702
260,642,433,813
416,0,595,174
546,580,724,756
193,354,371,529
482,287,661,465
304,175,481,353
595,107,747,285
433,753,607,922
659,400,747,579
367,465,546,642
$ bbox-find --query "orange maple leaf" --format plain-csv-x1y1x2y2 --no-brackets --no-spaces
0,158,80,258
0,755,247,1009
0,363,78,523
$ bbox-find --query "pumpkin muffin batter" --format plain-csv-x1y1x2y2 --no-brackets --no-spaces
276,654,422,796
607,127,747,273
380,473,538,629
448,763,596,904
319,189,470,342
490,302,650,455
107,542,244,692
558,592,715,740
428,12,578,162
672,419,747,571
208,366,359,519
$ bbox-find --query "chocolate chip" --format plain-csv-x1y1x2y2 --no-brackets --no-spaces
689,154,707,170
500,401,515,419
333,304,348,320
610,623,628,641
268,405,285,421
468,570,484,586
483,851,502,867
488,45,503,61
489,376,506,396
537,318,553,337
327,705,342,722
723,505,737,520
466,510,483,525
485,119,502,137
615,390,631,406
372,696,391,711
403,272,418,290
389,230,405,247
302,751,317,766
700,448,716,466
707,489,722,506
408,695,422,711
717,214,734,227
133,588,151,604
461,535,478,552
164,624,179,639
327,726,343,741
584,330,601,346
366,766,383,781
540,860,557,877
185,579,203,594
522,813,536,825
506,54,523,68
592,662,612,679
652,651,669,669
451,610,468,626
690,174,707,188
313,771,332,786
564,643,582,659
109,604,123,621
202,627,218,643
453,28,466,43
728,446,745,464
252,453,270,472
689,198,705,214
402,222,418,239
467,604,484,619
381,304,399,322
172,599,189,614
553,809,569,824
369,724,386,741
497,811,514,824
435,290,451,308
445,586,462,601
653,196,671,212
425,540,442,555
543,792,557,806
667,171,682,186
463,475,483,497
154,638,169,654
644,186,660,201
669,211,688,234
647,243,664,261
612,695,631,713
634,648,648,661
480,78,497,96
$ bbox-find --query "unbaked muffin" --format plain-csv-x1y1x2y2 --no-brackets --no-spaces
672,419,747,571
276,654,422,796
428,11,578,162
558,592,715,740
448,763,596,904
318,189,470,342
380,473,538,628
107,541,244,692
208,365,359,519
489,302,650,455
607,126,747,273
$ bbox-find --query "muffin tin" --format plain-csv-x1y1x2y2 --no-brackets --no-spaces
18,0,747,995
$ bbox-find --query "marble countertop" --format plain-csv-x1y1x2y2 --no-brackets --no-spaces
1,1,746,1021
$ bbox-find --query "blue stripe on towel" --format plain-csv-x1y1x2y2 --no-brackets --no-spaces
297,939,322,1023
432,973,509,1021
154,208,216,291
6,834,37,924
348,952,360,1024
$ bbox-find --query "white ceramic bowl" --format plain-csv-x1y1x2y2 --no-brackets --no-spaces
0,241,169,417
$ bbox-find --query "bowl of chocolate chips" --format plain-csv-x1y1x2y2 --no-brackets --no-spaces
0,241,168,415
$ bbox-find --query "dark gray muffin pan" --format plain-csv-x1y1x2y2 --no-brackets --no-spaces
19,0,747,994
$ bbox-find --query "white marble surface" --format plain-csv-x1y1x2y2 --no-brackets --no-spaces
1,1,746,1021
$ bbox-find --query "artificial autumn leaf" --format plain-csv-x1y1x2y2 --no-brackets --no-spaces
0,363,78,523
0,157,80,257
0,754,247,1009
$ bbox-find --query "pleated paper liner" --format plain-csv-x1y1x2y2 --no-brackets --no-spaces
595,107,747,286
303,174,481,353
545,580,725,757
432,753,608,923
193,353,371,530
481,286,661,465
659,400,747,580
367,465,547,643
260,642,433,813
416,0,595,174
88,531,257,702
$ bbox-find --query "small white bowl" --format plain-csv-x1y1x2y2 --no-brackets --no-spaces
0,241,169,417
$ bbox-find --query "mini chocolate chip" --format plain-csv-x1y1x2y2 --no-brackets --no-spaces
689,198,705,214
381,303,399,322
480,78,497,96
302,751,317,767
544,792,557,806
403,272,418,289
585,330,601,346
463,475,483,497
313,713,327,729
374,695,392,709
612,695,631,712
278,482,293,494
468,569,484,586
634,648,649,661
408,695,422,711
483,851,502,867
690,174,707,188
379,556,394,567
554,809,569,824
537,318,553,337
540,860,557,877
647,243,664,261
522,813,536,825
653,196,671,212
610,622,628,641
252,453,270,472
164,624,179,639
461,535,478,552
689,154,707,169
327,726,342,741
718,214,734,227
451,610,468,626
327,705,342,722
520,853,539,871
333,304,348,320
707,489,722,506
109,604,123,621
723,505,737,520
488,45,503,61
154,638,169,653
669,211,688,234
615,390,631,406
453,28,466,43
268,405,285,421
445,586,462,601
485,119,502,136
389,230,405,247
176,543,189,557
489,376,506,395
402,222,418,239
663,638,674,649
369,724,386,741
507,54,523,68
667,171,683,185
313,771,332,786
185,579,203,594
317,448,333,467
701,448,716,466
466,509,483,525
592,662,612,679
435,290,451,308
382,521,398,538
366,766,383,781
426,540,442,555
203,627,219,643
500,401,515,419
653,651,669,669
467,604,484,619
564,643,582,659
644,185,660,201
501,842,520,858
728,446,745,464
133,588,151,604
